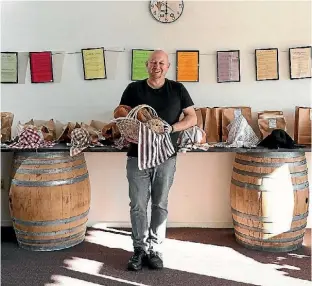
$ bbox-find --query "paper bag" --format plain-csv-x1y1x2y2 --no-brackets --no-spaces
294,106,311,145
81,122,101,143
258,111,283,119
35,119,56,141
201,107,224,143
195,108,204,129
15,119,34,139
1,112,14,142
258,117,287,139
57,122,81,143
221,107,252,142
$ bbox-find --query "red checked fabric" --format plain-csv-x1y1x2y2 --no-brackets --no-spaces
9,127,55,149
69,128,90,157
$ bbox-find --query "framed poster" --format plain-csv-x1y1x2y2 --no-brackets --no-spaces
255,48,279,81
131,49,154,81
1,52,18,83
81,47,107,80
217,50,240,83
289,46,312,80
29,51,54,83
176,50,199,82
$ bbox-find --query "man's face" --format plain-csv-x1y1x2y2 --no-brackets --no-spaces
146,52,170,79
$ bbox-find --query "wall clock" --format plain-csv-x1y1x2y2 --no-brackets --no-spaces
150,1,184,23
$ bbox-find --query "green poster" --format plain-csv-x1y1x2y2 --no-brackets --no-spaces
1,52,18,83
131,49,154,81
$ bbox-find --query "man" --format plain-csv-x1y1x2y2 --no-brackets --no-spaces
119,50,197,271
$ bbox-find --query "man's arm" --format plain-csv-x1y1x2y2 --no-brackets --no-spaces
171,106,197,133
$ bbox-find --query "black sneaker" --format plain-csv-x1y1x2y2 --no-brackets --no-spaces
127,248,148,271
147,251,163,270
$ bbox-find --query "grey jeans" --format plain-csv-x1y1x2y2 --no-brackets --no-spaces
126,156,177,254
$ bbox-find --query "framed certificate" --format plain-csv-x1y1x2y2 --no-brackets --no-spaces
289,46,312,80
1,52,18,84
176,50,199,82
131,49,154,81
29,51,54,83
255,48,279,81
217,50,240,83
82,47,107,80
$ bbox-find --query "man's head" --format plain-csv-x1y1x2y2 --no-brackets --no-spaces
146,50,170,80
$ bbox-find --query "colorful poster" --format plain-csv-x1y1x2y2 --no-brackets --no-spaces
217,50,240,83
289,46,312,79
1,52,18,83
82,48,106,80
176,50,199,82
29,51,54,83
255,48,279,81
131,49,154,81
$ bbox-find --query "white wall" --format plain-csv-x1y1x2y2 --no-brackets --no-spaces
1,1,311,227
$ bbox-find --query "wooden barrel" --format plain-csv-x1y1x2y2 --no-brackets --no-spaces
231,152,309,252
9,152,91,251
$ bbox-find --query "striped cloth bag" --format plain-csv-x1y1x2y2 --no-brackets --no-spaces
138,121,175,170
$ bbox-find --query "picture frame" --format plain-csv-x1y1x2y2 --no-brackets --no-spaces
176,50,199,82
1,52,18,84
131,49,154,81
255,48,279,81
289,46,312,80
29,51,54,83
81,47,107,80
216,50,240,83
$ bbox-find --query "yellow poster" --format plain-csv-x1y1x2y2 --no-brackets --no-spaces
255,49,279,81
82,48,106,80
176,51,199,82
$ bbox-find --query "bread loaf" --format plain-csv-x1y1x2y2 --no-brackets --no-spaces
114,105,132,118
137,108,154,122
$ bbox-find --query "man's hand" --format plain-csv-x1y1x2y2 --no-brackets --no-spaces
164,125,173,134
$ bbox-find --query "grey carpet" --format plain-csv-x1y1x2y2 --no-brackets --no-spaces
1,227,311,286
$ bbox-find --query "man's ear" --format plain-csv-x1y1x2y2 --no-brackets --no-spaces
168,62,171,68
145,61,148,68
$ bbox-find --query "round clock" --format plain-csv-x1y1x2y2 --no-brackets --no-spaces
150,1,184,24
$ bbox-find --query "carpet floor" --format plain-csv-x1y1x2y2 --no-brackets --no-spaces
1,227,311,286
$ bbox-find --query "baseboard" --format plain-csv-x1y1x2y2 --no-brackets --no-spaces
1,220,233,228
86,221,234,228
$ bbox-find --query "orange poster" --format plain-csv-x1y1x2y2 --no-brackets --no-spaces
176,50,199,82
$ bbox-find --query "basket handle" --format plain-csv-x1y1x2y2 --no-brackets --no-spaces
127,104,158,119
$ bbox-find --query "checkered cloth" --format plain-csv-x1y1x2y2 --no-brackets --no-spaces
214,115,259,148
9,127,55,149
69,128,90,156
178,126,210,153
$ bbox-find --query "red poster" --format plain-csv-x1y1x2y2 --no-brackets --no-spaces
29,51,53,83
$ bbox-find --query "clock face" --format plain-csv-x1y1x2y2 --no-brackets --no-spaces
150,1,184,23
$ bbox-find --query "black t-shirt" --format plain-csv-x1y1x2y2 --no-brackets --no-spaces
119,78,194,157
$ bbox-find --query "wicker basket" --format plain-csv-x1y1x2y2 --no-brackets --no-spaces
113,104,162,144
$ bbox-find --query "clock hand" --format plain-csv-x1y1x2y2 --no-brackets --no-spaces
165,1,168,15
161,1,175,12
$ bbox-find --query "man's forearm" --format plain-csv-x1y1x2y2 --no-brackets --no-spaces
171,115,197,133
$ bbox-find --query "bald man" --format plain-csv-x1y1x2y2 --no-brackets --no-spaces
119,50,197,271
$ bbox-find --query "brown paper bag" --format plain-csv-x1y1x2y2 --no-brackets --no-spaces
90,120,107,131
258,111,283,119
201,107,224,143
294,106,311,145
1,112,14,142
35,119,56,141
15,119,34,139
57,122,81,143
257,111,286,139
81,122,102,144
258,118,287,139
221,107,252,142
195,108,204,129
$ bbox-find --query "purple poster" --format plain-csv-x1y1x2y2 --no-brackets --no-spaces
217,51,240,83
